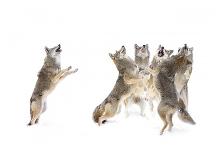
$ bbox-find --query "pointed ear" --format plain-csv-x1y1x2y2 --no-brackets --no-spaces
145,44,148,48
189,47,193,51
135,44,139,49
45,46,49,54
168,50,174,56
158,45,162,49
109,53,115,59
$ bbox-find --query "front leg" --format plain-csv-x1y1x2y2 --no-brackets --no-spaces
58,68,78,81
53,66,72,82
54,67,78,83
123,73,142,84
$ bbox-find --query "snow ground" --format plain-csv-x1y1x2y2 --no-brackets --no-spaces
0,0,224,155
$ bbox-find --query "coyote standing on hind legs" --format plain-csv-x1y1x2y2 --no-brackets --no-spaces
148,46,195,135
28,44,78,126
125,44,153,117
175,44,193,108
146,45,174,107
93,46,145,126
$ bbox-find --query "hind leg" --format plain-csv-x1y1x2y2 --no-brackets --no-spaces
145,91,154,112
28,99,44,126
139,100,146,116
35,101,47,124
124,99,130,118
159,113,168,135
158,105,168,135
167,113,174,131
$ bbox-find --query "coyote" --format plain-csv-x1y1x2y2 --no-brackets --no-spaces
93,46,144,125
28,44,78,125
147,45,174,104
175,44,193,107
150,45,173,69
148,51,195,135
126,44,153,116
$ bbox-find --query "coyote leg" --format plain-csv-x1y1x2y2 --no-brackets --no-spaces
167,113,174,131
54,68,78,84
53,66,72,80
28,99,44,126
158,108,168,135
124,99,130,117
139,100,146,116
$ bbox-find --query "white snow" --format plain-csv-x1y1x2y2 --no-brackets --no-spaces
0,0,223,155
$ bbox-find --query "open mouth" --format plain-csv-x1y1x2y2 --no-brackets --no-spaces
56,44,61,53
158,47,164,57
158,50,164,57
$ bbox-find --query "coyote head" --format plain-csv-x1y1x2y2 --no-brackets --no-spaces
134,44,150,69
174,44,193,71
44,44,61,67
135,44,150,59
178,44,193,63
157,45,173,58
150,45,173,69
109,46,138,75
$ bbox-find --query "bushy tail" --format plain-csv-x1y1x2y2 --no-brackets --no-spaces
178,110,196,125
177,98,195,125
92,104,104,123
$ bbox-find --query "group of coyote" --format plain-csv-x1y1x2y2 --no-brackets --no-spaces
28,43,195,135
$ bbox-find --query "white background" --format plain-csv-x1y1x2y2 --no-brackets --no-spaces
0,0,223,154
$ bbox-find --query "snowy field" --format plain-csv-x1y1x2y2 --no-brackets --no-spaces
0,0,223,155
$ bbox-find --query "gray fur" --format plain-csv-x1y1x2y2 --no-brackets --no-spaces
93,46,143,125
175,44,193,107
146,45,174,107
126,44,153,116
135,44,150,70
153,52,195,135
28,44,78,125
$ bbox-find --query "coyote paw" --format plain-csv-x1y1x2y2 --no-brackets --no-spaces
70,68,78,74
27,122,33,126
160,130,164,135
67,66,72,70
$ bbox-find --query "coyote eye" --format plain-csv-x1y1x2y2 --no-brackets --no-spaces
178,109,183,113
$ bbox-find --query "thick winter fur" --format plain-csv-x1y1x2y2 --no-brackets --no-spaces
147,45,174,104
150,45,174,69
126,44,153,116
28,44,78,125
93,46,144,125
175,44,193,108
134,44,150,70
151,51,195,135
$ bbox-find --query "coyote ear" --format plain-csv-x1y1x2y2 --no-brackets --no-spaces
45,46,49,54
167,50,174,56
145,44,148,48
189,47,194,51
109,53,115,59
135,44,139,49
